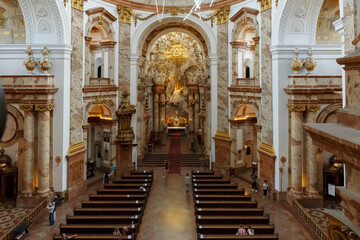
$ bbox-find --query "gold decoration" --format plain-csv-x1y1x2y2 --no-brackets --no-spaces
34,104,55,112
71,0,87,11
39,46,52,74
289,48,303,74
98,16,104,25
63,0,69,7
24,46,37,72
303,47,317,74
287,104,306,112
166,6,187,16
133,13,157,27
260,142,275,155
241,17,249,26
257,0,272,11
55,156,61,165
326,213,360,240
0,15,7,28
67,142,85,155
280,156,286,164
19,105,34,112
214,131,231,140
117,5,134,24
93,96,106,105
306,105,321,112
213,6,230,24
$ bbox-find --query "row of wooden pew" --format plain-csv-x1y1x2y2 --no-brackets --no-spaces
192,170,279,240
53,170,154,240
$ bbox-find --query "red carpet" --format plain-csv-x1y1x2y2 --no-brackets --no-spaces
168,133,181,173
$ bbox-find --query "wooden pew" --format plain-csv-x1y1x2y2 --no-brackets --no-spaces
112,179,152,184
193,189,245,195
196,215,270,225
192,174,223,180
104,183,151,189
88,194,147,201
66,215,140,225
197,224,275,235
195,200,257,208
54,234,135,240
59,224,137,234
192,170,215,176
194,195,252,201
73,208,143,216
121,174,153,180
130,170,154,176
195,208,264,216
81,200,144,208
192,183,238,189
197,234,278,240
193,179,232,184
97,189,147,195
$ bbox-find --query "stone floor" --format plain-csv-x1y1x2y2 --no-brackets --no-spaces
13,167,316,240
0,200,32,238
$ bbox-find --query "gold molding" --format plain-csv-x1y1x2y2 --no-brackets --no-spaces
71,0,87,11
306,105,321,112
117,5,134,24
214,130,231,140
67,142,85,155
64,0,69,7
259,142,275,155
257,0,271,11
19,105,34,112
287,104,306,112
34,104,55,112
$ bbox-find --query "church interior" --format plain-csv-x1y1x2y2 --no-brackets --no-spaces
0,0,359,239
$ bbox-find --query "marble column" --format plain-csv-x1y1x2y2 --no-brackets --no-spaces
344,0,357,54
194,92,199,133
84,37,92,85
70,7,84,145
118,22,131,95
290,108,304,194
108,46,116,83
253,37,260,84
305,107,319,194
36,105,53,197
189,93,194,133
217,23,229,132
154,93,159,133
160,93,166,133
20,105,35,197
260,8,273,145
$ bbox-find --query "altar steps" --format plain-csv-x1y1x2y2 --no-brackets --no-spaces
142,154,205,167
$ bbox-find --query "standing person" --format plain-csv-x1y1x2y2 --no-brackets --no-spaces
185,173,190,192
52,201,56,222
236,225,247,235
103,171,110,185
46,201,55,226
263,180,269,196
110,163,115,177
251,174,258,192
164,160,169,179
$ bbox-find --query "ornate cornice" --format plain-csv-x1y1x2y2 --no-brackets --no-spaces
287,104,320,112
71,0,86,11
257,0,271,12
19,105,34,112
35,104,55,112
259,142,275,156
67,142,85,155
230,7,259,22
117,5,134,24
85,7,117,22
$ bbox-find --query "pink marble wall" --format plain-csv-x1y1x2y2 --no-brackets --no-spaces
118,22,131,94
345,69,360,109
260,9,273,145
217,23,229,132
70,8,84,144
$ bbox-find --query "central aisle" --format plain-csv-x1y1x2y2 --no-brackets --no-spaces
138,168,197,240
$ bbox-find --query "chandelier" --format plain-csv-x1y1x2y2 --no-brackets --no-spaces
154,0,215,22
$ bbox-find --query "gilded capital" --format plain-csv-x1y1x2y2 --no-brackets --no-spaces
35,104,55,112
19,105,34,112
117,5,134,24
71,0,86,11
214,6,230,24
257,0,272,11
306,105,321,112
287,104,306,112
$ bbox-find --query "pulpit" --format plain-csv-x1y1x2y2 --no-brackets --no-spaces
0,149,18,201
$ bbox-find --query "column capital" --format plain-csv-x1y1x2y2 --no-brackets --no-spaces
19,105,34,112
71,0,86,11
257,0,272,12
214,6,230,24
287,104,306,112
117,5,134,24
306,105,321,112
34,104,55,112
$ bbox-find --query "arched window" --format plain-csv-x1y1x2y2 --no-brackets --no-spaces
97,66,102,78
246,66,250,78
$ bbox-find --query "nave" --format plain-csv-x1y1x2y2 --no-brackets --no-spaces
22,168,314,240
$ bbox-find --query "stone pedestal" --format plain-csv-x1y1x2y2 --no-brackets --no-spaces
115,141,133,177
258,142,276,192
213,131,232,177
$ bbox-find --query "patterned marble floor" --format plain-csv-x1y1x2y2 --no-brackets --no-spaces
0,200,32,238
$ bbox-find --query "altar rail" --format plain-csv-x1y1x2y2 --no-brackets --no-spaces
1,199,47,240
292,199,329,240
